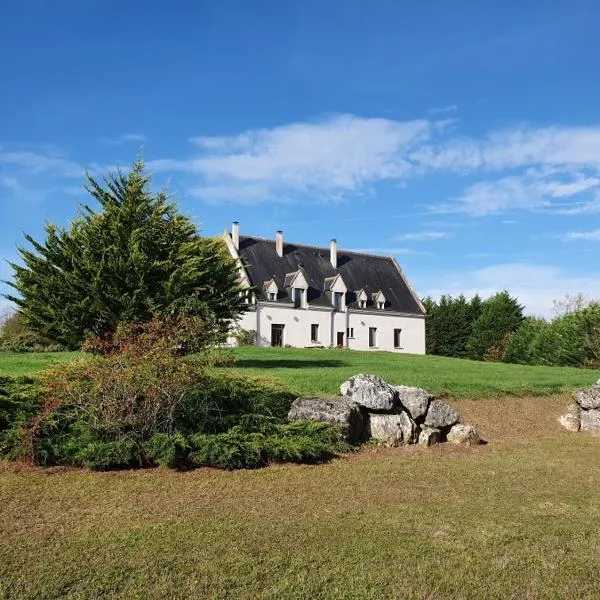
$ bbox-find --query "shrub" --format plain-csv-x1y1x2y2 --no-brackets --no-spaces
0,312,65,352
176,371,296,434
144,432,190,468
504,318,549,365
76,439,140,470
234,329,256,346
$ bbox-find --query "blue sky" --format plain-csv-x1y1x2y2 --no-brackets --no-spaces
2,0,600,316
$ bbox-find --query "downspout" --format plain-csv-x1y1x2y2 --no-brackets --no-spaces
256,302,261,346
330,308,335,348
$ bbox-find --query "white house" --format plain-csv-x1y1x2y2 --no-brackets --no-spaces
223,222,426,354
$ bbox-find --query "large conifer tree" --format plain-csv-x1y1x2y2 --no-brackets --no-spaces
5,160,246,348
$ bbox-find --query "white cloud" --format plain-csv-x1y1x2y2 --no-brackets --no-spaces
419,262,600,317
0,150,81,178
394,231,451,242
427,105,458,115
562,229,600,241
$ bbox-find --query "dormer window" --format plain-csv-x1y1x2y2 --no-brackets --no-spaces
263,279,279,302
292,287,306,308
268,292,277,301
285,270,309,309
356,288,368,309
372,290,387,310
359,300,367,308
333,291,344,311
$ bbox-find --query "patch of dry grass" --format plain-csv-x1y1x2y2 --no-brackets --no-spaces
2,395,600,599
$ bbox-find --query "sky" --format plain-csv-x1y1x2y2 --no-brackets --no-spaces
2,0,600,317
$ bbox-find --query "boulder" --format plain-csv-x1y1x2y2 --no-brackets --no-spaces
367,413,404,446
418,427,441,447
574,381,600,410
340,374,397,411
398,411,418,444
423,399,459,429
394,386,431,421
559,402,581,432
447,424,480,446
288,396,366,443
580,408,600,432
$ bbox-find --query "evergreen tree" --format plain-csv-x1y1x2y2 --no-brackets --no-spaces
467,291,524,360
5,160,246,348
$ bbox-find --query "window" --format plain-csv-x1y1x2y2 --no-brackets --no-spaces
346,327,354,339
293,287,306,308
359,300,366,308
268,292,277,301
378,301,385,310
271,324,284,347
394,328,402,348
333,291,344,311
311,323,319,342
369,327,377,348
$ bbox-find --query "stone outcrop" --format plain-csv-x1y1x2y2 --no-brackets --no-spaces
288,374,481,449
424,399,459,429
395,386,431,422
447,424,480,446
340,374,397,411
288,396,366,443
560,380,600,433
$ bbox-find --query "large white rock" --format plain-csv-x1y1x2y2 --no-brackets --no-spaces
394,386,431,422
447,424,480,446
340,374,397,411
580,408,600,432
559,402,581,432
574,382,600,410
418,427,441,447
398,411,418,444
288,396,366,443
423,399,459,429
367,413,404,446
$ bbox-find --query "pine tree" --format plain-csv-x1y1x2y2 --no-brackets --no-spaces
5,160,246,348
467,291,524,360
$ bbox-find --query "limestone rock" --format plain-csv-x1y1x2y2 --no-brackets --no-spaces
394,386,431,421
580,408,600,432
398,411,418,444
418,427,441,447
574,382,600,410
288,396,366,443
367,413,404,446
423,399,459,429
559,402,581,432
447,424,480,446
340,374,397,411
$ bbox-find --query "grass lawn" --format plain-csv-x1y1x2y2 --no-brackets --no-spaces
232,346,600,398
1,346,599,398
2,394,600,599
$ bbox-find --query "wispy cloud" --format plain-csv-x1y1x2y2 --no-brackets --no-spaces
101,133,147,146
562,229,600,241
394,231,452,242
419,262,600,317
427,105,458,115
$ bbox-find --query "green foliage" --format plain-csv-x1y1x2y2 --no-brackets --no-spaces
423,294,483,357
467,291,524,360
504,317,549,364
0,312,64,352
234,329,256,346
144,432,190,468
176,370,296,434
5,159,246,348
190,421,346,470
0,376,42,452
76,439,139,470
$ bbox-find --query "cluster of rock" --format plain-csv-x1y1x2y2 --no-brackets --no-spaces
288,374,480,447
560,379,600,432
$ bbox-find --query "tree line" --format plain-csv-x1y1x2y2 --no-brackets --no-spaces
423,292,600,368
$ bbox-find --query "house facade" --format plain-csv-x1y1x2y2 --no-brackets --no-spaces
223,222,426,354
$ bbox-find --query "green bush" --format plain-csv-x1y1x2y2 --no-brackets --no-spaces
144,432,190,468
234,329,256,346
0,376,42,446
0,312,65,352
189,421,347,470
504,318,549,364
76,439,139,470
175,370,296,434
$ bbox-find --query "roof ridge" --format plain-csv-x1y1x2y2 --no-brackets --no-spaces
238,235,395,260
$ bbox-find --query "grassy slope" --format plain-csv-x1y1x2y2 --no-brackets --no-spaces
1,346,599,398
2,395,600,599
232,346,600,398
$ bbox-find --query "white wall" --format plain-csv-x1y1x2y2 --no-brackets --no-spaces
231,304,425,354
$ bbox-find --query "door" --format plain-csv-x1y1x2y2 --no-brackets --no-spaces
271,324,284,347
336,331,344,348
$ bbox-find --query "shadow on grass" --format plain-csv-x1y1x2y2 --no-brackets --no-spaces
235,359,346,369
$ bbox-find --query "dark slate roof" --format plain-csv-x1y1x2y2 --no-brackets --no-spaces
237,235,424,314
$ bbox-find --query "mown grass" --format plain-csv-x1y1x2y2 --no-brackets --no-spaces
232,346,600,398
2,395,600,599
1,346,599,398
